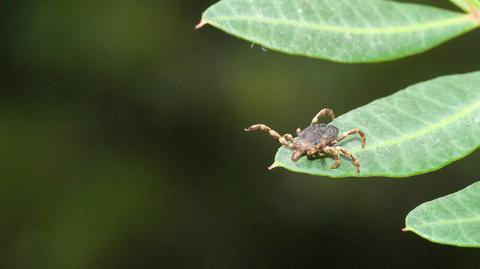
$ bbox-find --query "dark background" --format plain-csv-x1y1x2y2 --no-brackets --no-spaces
1,0,479,268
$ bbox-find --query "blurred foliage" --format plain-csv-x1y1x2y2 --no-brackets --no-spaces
200,0,479,62
0,0,479,268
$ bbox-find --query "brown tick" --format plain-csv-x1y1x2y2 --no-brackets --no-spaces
245,108,366,173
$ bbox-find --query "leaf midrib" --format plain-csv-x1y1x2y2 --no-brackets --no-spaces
346,99,480,154
410,214,480,228
206,14,474,35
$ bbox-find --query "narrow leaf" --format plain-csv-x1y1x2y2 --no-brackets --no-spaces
449,0,480,11
404,181,480,247
199,0,478,62
450,0,473,12
271,71,480,178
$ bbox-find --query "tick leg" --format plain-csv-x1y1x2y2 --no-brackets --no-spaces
337,147,361,173
296,128,301,135
323,147,341,169
306,148,317,157
283,134,294,142
333,128,366,148
311,108,335,125
245,124,293,148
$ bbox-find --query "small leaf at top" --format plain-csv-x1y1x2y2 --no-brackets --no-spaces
404,181,480,247
199,0,478,62
271,71,480,178
449,0,480,12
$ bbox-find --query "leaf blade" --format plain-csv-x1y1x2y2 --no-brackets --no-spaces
272,71,480,178
405,181,480,247
201,0,478,62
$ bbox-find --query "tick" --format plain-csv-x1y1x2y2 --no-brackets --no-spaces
245,108,366,173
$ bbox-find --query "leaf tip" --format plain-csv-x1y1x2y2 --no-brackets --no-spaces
268,163,279,170
195,20,207,30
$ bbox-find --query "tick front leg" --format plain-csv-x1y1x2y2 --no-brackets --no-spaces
311,108,335,125
244,124,293,148
334,128,366,148
283,133,294,142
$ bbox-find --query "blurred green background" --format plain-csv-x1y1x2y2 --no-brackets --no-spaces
1,0,479,268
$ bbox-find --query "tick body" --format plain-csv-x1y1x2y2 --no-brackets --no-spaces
245,108,366,173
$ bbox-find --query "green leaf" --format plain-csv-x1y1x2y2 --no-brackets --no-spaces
271,71,480,178
449,0,480,12
404,181,480,247
199,0,478,62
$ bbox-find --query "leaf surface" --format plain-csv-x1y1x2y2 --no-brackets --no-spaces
271,71,480,177
200,0,478,62
405,181,480,247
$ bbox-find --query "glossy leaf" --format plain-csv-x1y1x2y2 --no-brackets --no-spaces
271,71,480,178
404,181,480,247
199,0,479,62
